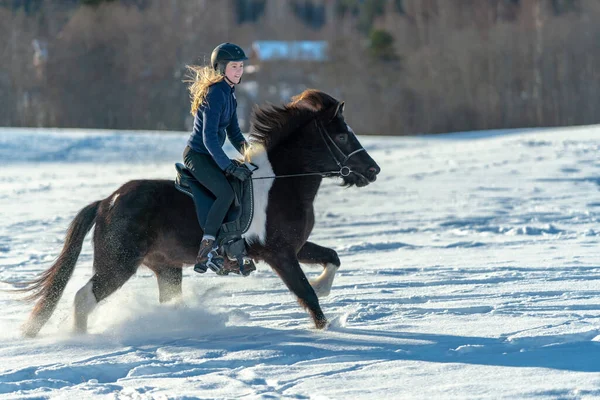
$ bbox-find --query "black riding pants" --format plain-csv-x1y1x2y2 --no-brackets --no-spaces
183,146,234,238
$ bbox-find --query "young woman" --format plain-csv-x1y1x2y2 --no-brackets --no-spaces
184,42,252,274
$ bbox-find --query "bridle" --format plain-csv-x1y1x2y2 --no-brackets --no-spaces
315,119,366,178
251,119,366,180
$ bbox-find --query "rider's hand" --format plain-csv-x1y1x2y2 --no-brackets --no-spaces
225,164,252,181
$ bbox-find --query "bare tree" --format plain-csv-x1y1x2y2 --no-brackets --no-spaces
4,0,600,134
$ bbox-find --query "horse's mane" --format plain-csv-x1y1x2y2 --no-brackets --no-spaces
249,89,339,151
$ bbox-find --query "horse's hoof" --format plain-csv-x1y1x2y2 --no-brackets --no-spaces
315,317,328,330
73,323,88,335
21,324,39,338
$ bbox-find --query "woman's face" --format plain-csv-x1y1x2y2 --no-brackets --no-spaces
224,61,244,84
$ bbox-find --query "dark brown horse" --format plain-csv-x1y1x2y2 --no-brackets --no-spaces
19,89,380,337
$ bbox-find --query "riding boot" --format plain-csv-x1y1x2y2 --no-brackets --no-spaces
222,256,241,274
221,253,256,277
194,238,224,274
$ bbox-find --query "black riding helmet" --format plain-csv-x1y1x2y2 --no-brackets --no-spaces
211,42,248,75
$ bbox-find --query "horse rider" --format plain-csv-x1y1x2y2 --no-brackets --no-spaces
183,42,253,274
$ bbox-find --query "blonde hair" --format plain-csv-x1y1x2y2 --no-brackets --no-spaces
185,65,224,115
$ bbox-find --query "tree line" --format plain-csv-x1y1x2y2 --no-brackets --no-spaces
1,0,596,135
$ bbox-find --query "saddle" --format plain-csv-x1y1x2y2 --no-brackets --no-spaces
174,161,257,276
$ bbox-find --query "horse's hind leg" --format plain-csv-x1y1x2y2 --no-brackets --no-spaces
73,279,98,334
153,267,183,303
297,241,340,298
74,263,138,334
265,250,327,329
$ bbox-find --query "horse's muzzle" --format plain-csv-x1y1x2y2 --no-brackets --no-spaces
365,165,380,182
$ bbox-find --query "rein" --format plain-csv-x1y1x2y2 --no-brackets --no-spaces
251,119,366,181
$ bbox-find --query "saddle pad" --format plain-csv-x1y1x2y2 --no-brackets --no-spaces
174,162,254,242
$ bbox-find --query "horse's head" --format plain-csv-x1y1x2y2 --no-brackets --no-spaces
313,100,381,187
249,89,380,187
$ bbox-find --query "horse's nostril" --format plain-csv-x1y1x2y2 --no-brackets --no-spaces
365,166,379,181
368,166,380,175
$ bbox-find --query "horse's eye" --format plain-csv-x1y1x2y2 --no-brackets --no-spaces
336,134,347,143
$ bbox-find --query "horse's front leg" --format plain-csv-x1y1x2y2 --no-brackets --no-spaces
297,241,340,298
265,249,327,329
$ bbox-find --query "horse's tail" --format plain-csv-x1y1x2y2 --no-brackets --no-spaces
20,200,101,337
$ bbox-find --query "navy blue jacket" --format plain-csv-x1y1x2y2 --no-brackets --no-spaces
187,79,247,170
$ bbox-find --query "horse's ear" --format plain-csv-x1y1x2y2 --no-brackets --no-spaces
325,101,345,122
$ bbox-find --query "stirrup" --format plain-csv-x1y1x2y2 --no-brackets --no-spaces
194,248,224,274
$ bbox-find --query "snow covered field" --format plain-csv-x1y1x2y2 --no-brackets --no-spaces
1,126,600,399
